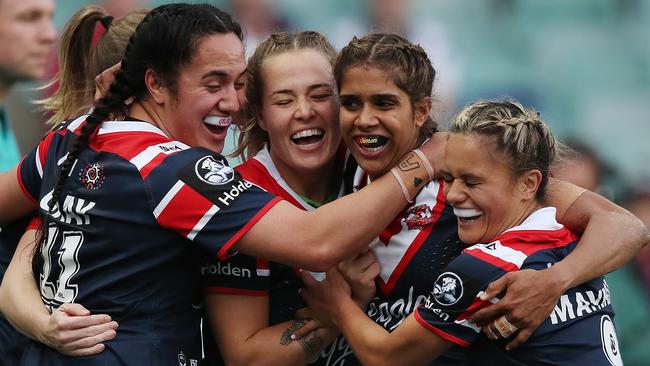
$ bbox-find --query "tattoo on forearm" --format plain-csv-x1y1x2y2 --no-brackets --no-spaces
280,320,305,346
298,330,323,361
397,152,421,172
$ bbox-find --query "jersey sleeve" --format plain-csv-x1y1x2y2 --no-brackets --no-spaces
201,253,270,296
145,148,282,259
18,131,57,203
414,249,507,347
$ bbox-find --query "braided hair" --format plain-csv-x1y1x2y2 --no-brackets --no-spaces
36,3,243,256
334,33,438,140
450,99,559,200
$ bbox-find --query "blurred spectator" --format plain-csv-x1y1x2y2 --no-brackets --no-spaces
329,0,459,122
229,0,294,57
0,0,57,170
553,138,605,193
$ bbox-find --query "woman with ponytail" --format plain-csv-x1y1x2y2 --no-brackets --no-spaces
0,4,446,365
0,4,146,362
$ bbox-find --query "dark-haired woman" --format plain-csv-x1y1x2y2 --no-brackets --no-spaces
0,4,443,365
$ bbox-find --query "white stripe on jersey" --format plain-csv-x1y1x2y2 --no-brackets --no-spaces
187,205,220,241
35,145,43,178
130,142,190,171
504,207,563,233
66,115,87,132
252,146,345,211
467,240,528,269
256,269,270,277
454,318,481,333
98,121,169,137
57,152,69,166
153,180,185,218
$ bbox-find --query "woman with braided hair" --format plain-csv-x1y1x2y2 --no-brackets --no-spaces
0,4,446,365
294,33,647,365
302,98,624,365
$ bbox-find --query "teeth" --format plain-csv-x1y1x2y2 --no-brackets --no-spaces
204,116,232,127
291,129,323,140
453,207,483,218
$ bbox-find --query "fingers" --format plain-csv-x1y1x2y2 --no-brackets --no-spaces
60,328,117,354
505,328,533,351
60,343,106,357
58,303,91,316
479,275,509,302
290,319,321,340
300,269,319,287
53,312,114,331
482,315,518,341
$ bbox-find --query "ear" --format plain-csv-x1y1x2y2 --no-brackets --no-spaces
144,69,168,104
414,97,432,128
517,169,542,200
256,109,268,132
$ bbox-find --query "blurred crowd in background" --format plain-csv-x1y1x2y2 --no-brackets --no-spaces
3,0,650,364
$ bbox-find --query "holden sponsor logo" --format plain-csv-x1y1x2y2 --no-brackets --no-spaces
217,179,253,207
195,155,234,185
432,272,463,306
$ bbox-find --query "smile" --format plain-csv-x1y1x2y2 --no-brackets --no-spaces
203,116,231,134
453,207,483,222
291,128,324,145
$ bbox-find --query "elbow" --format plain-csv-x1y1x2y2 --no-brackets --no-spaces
301,243,340,272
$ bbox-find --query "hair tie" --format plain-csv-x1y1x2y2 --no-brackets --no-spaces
91,16,114,49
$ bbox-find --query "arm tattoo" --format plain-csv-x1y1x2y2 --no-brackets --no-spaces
298,330,323,361
280,320,305,346
397,152,421,172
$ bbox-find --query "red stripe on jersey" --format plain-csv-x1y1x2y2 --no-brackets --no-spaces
89,131,173,160
495,229,578,255
156,184,215,238
217,196,283,260
203,286,269,297
414,308,471,347
16,159,38,204
236,159,303,207
138,152,167,180
464,248,520,272
256,258,270,270
27,216,42,231
379,181,448,295
38,132,56,170
456,297,492,322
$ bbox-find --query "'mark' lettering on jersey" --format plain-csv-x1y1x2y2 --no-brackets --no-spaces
40,190,96,225
549,279,611,325
201,260,252,278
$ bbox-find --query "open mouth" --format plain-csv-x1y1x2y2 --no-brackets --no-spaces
354,135,388,152
203,116,232,134
453,207,483,222
291,128,324,145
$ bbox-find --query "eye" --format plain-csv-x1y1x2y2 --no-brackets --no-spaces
441,173,454,183
206,84,222,92
374,98,398,109
465,180,480,188
340,97,360,110
273,99,293,106
234,80,245,90
312,93,333,101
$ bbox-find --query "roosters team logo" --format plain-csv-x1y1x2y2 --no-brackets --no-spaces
403,203,433,230
195,155,234,185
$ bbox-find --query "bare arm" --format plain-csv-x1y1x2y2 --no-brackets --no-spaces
205,293,337,366
0,168,37,223
300,269,451,366
237,135,446,271
0,229,117,356
547,178,649,287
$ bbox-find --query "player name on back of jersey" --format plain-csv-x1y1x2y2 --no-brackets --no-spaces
39,190,96,225
550,278,612,325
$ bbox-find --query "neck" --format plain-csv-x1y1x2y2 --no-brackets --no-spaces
270,150,340,205
129,99,167,132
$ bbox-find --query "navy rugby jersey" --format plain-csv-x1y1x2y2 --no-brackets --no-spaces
17,116,280,366
201,146,345,365
416,207,622,366
311,158,469,366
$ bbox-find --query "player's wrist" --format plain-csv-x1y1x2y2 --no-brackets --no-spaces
544,262,574,293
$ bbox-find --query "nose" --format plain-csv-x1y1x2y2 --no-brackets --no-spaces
444,179,466,205
354,105,378,130
294,97,315,121
40,17,58,45
218,84,241,115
